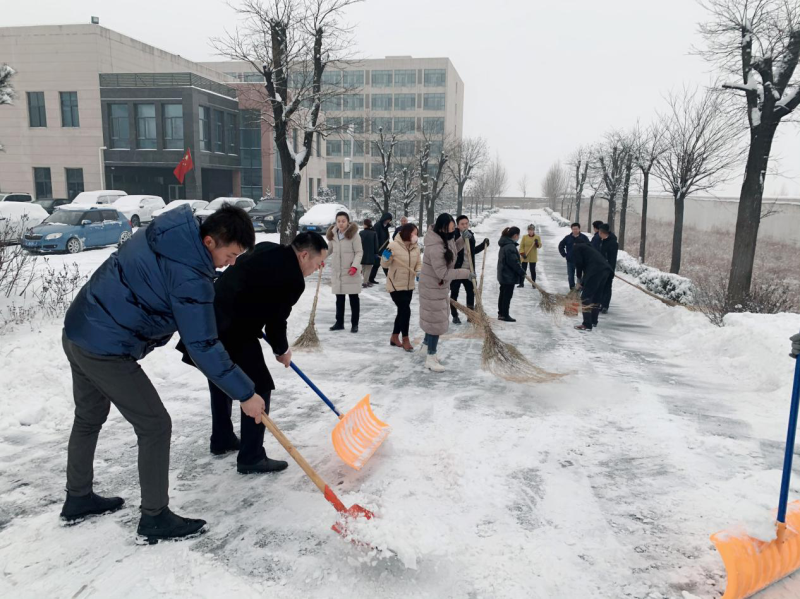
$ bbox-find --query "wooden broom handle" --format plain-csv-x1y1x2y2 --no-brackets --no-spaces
307,266,323,325
261,413,327,494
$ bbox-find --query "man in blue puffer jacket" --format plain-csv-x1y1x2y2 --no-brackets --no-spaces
60,204,261,543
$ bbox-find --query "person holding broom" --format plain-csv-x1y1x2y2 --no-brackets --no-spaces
381,222,422,352
180,232,328,473
419,213,472,373
571,243,613,331
598,223,619,313
327,212,363,333
497,226,527,322
517,224,542,287
450,215,488,325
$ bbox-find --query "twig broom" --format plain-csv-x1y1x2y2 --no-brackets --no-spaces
292,266,324,351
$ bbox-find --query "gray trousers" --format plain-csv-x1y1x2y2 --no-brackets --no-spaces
62,331,171,516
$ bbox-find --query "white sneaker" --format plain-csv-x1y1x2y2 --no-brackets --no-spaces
418,343,428,357
425,355,445,373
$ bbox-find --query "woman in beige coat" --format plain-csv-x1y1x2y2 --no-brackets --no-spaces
418,213,472,372
326,212,363,333
380,222,422,352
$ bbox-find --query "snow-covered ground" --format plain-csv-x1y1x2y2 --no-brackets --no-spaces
1,209,799,599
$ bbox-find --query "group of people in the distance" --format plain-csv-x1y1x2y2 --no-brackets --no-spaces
558,219,619,331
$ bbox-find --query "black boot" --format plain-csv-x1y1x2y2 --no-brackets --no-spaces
60,491,125,522
351,324,359,333
210,434,240,456
452,314,462,325
137,507,207,544
237,457,289,474
329,322,345,331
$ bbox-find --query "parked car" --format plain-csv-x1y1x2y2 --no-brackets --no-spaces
71,190,127,207
34,198,71,214
194,197,256,224
298,203,349,233
0,192,34,203
21,206,132,254
248,197,306,233
0,202,49,243
113,195,166,227
151,199,209,219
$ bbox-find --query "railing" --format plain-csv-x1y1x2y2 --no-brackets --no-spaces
99,73,237,99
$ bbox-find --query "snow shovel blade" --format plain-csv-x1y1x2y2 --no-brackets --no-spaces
710,500,800,599
333,395,391,471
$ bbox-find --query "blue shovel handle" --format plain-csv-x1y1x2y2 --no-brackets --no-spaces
778,358,800,525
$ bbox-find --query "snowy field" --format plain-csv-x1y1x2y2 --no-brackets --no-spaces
1,208,799,599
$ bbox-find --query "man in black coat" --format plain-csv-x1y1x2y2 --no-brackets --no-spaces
571,244,613,331
369,212,393,283
599,223,619,313
591,220,603,251
557,223,591,290
450,215,488,324
179,233,328,473
359,219,378,288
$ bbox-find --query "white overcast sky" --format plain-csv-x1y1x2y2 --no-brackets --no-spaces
6,0,800,198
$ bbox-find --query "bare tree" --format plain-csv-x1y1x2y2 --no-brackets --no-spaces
698,0,800,307
446,136,488,216
541,161,567,210
652,87,742,274
417,143,449,226
632,122,667,262
596,131,630,232
212,0,361,243
586,166,605,229
0,64,16,151
570,147,590,225
367,126,398,214
481,155,508,209
517,174,529,198
618,140,635,251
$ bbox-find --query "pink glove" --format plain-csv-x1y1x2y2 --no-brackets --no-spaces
348,267,357,276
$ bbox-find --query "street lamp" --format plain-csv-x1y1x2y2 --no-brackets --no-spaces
99,146,107,189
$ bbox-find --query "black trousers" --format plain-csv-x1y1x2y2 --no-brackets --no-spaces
335,294,360,326
581,272,610,329
368,263,388,283
601,275,614,310
498,283,515,317
521,262,537,283
450,279,475,316
209,337,273,466
390,290,413,336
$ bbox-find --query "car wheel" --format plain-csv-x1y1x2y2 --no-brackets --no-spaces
119,231,131,245
275,219,281,233
66,237,83,254
131,215,141,228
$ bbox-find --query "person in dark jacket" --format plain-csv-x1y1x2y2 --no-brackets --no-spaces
598,223,619,313
497,226,526,322
572,244,613,331
369,212,393,283
61,204,260,542
450,215,488,324
359,218,378,288
392,215,409,240
591,220,603,251
558,223,591,290
185,233,328,474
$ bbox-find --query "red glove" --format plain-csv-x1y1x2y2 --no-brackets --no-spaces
348,267,357,276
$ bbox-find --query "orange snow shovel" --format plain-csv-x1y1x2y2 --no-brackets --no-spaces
710,358,800,599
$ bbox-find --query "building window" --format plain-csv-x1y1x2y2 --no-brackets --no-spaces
371,94,392,111
328,185,342,201
424,93,446,111
60,92,80,128
136,104,157,149
394,70,416,87
351,162,365,179
371,117,392,133
429,140,444,157
327,116,342,130
394,141,416,157
65,168,84,200
424,69,447,87
273,138,283,198
322,96,342,112
109,104,130,149
342,117,364,134
163,104,184,150
240,109,262,200
326,140,342,156
423,117,445,135
199,106,210,151
27,92,47,128
316,134,321,157
393,117,415,134
33,167,52,199
225,112,237,154
371,70,393,87
342,70,364,88
394,94,416,111
213,110,225,152
322,70,342,86
327,162,343,178
370,162,384,179
342,94,364,111
343,140,365,156
352,185,364,202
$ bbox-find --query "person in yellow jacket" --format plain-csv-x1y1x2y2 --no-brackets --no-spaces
518,224,542,287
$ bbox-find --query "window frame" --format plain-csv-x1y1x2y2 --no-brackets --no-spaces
65,168,85,201
27,92,47,128
33,167,53,200
135,103,157,150
162,103,184,150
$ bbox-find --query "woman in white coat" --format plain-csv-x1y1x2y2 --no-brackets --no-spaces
326,211,363,333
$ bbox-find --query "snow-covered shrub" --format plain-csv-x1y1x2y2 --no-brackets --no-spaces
616,251,695,305
311,187,337,205
543,207,571,227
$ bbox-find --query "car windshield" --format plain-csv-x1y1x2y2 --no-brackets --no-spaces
255,200,281,211
34,200,53,206
44,211,84,225
206,199,230,210
114,197,142,207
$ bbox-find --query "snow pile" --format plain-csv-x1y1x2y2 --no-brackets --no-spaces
616,250,696,305
543,207,571,227
299,203,349,226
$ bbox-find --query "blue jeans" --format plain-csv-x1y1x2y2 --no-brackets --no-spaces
423,333,439,355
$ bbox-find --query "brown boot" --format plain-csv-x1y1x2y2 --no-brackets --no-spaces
390,334,403,348
401,336,414,352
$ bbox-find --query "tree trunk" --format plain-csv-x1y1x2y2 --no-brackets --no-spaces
618,155,633,251
575,197,581,225
456,181,465,216
606,192,617,231
670,192,685,274
588,194,594,229
726,123,778,307
639,171,649,263
278,142,299,244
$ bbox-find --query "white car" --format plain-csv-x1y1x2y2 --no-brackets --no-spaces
113,195,166,228
194,197,256,223
151,199,209,219
0,202,49,243
299,203,349,233
71,190,128,207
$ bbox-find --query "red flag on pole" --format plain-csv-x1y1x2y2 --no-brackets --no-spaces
173,149,194,184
